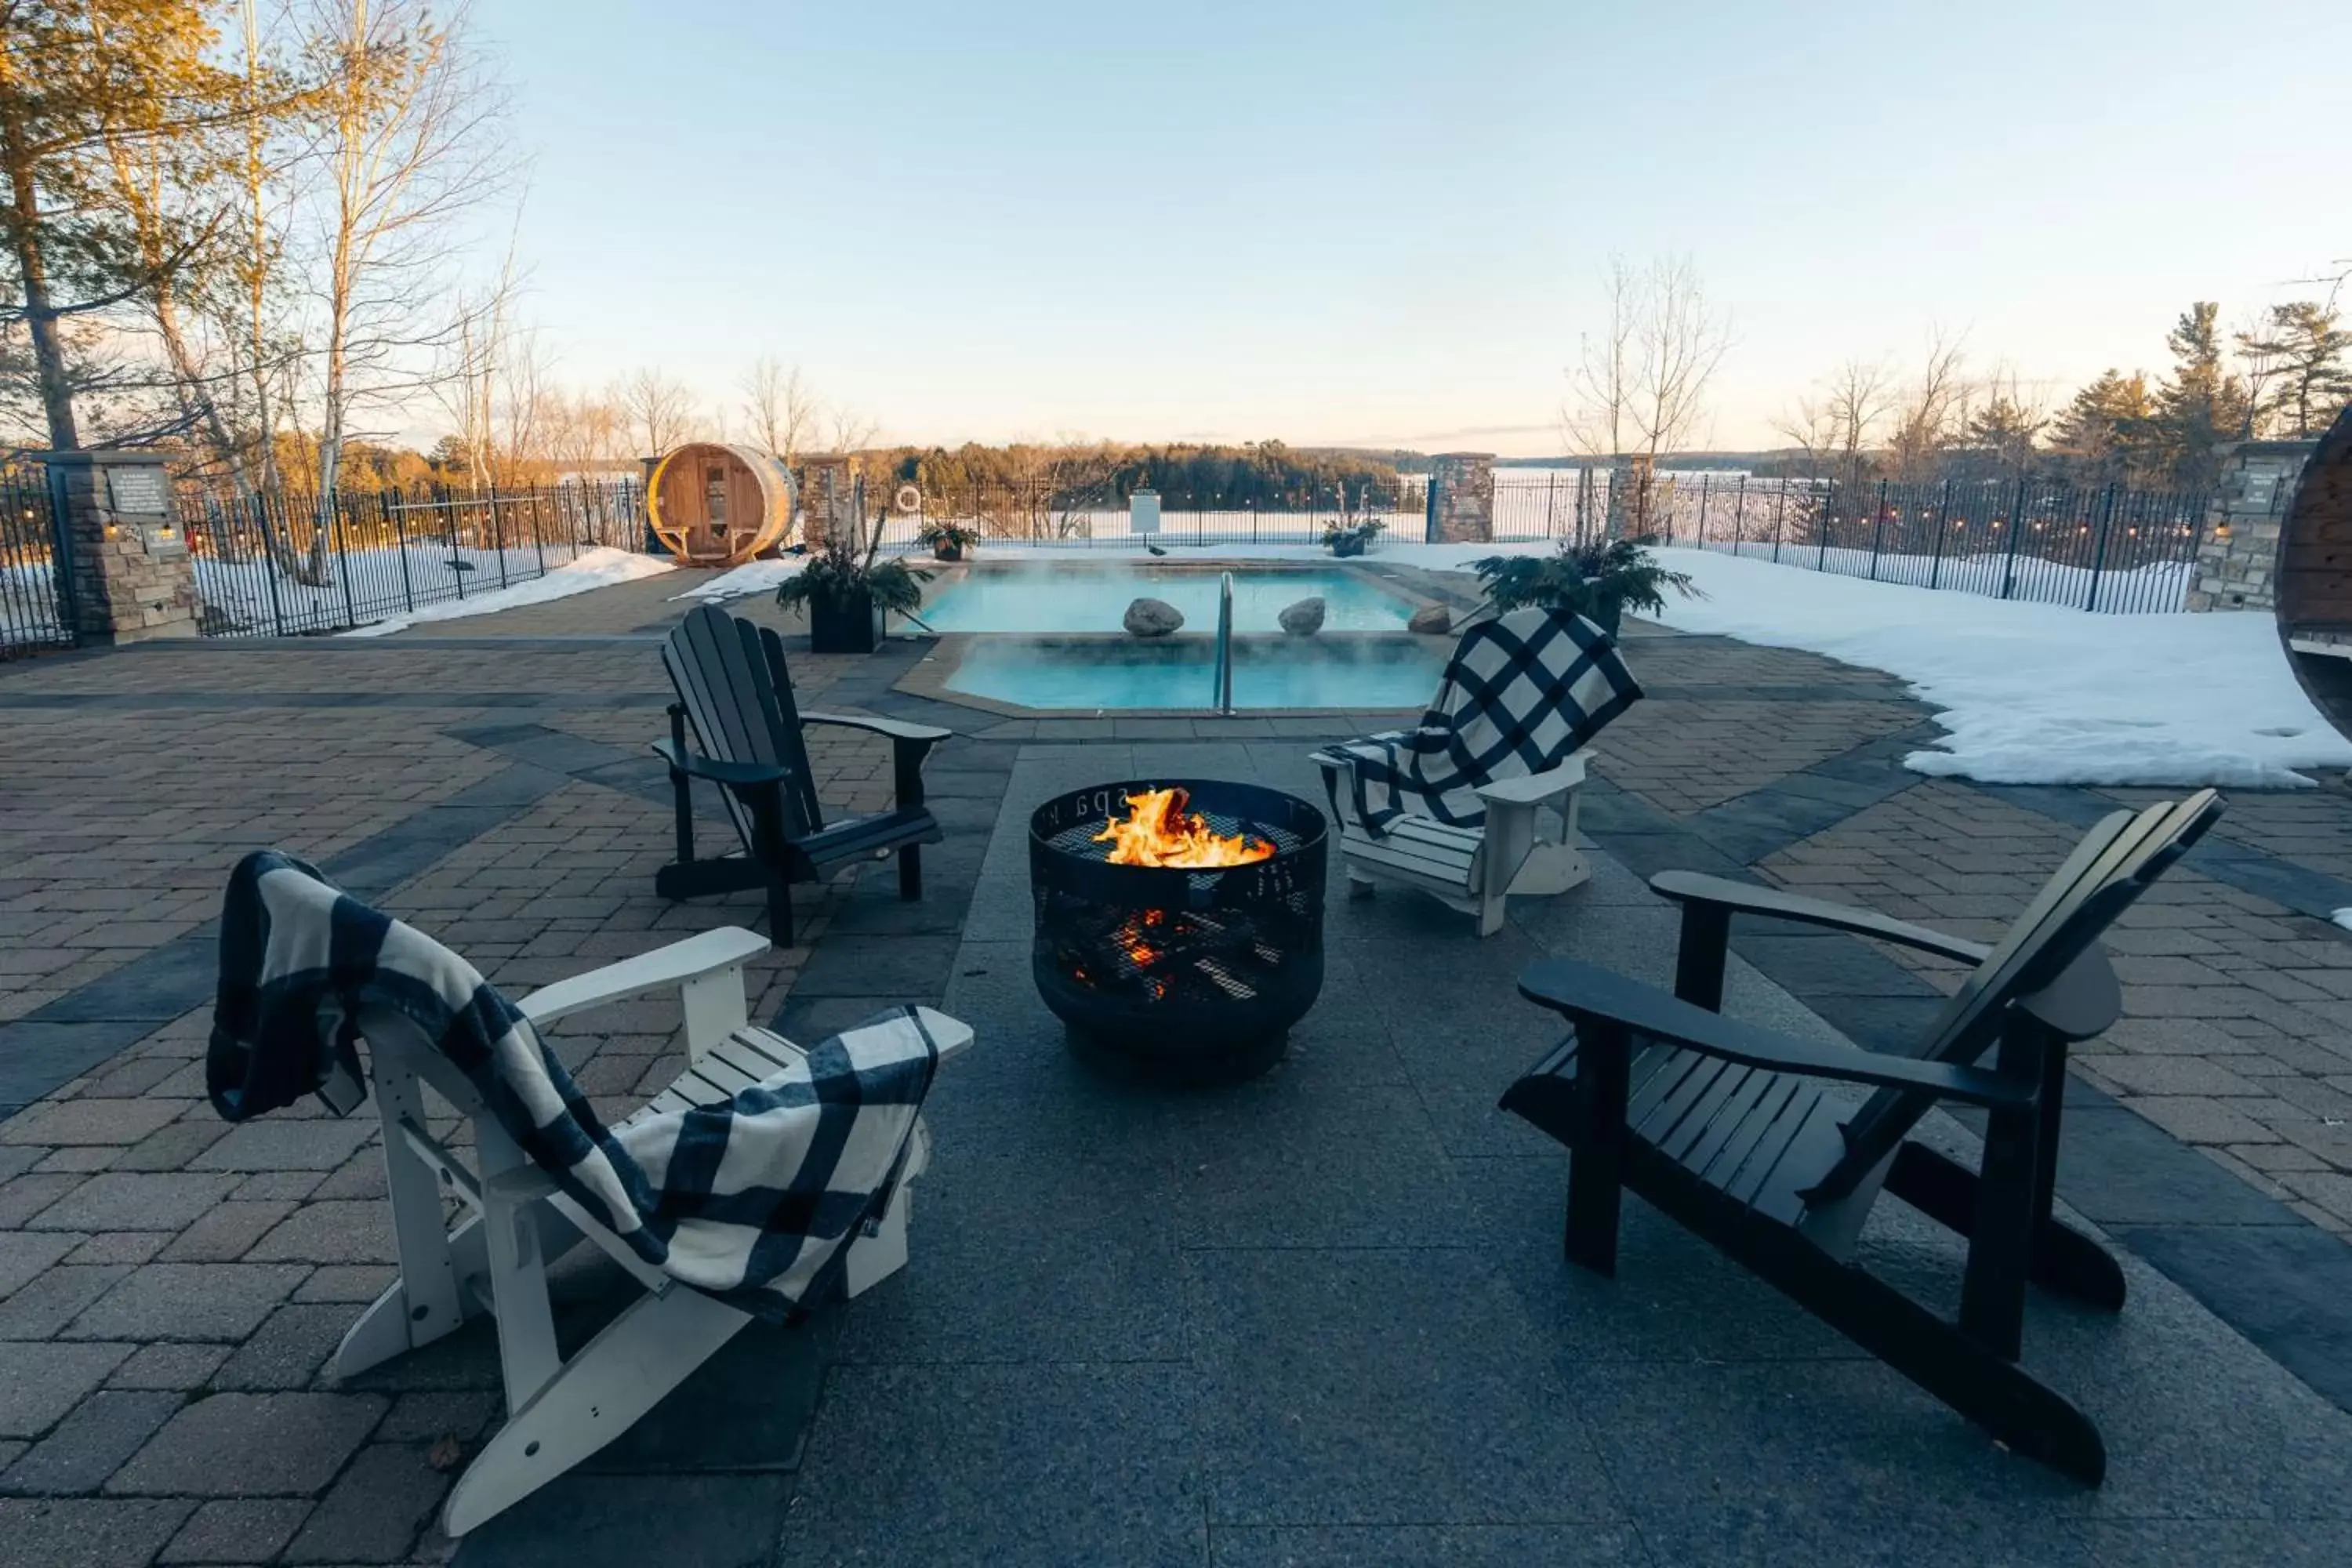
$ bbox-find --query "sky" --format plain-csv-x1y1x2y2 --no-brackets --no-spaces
472,0,2351,456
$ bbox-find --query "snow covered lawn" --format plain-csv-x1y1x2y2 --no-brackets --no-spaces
1638,548,2351,789
338,547,673,637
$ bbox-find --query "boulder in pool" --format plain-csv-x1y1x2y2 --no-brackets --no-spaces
1123,597,1184,637
1408,604,1452,636
1279,597,1327,636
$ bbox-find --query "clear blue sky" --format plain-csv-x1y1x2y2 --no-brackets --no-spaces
475,0,2350,454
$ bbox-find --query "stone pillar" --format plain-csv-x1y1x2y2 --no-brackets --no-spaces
2185,439,2316,612
45,451,199,644
796,454,860,552
1428,452,1495,543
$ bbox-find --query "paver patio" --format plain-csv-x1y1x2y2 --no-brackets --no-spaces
5,566,2352,1564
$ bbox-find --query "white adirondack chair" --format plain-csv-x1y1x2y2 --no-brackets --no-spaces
1310,606,1640,938
333,925,971,1535
1312,753,1590,937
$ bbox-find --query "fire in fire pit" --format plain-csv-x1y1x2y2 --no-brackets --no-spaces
1093,786,1274,869
1032,779,1326,1076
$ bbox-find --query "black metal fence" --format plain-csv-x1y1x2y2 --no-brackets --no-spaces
1,465,72,657
860,476,1428,554
1487,470,2223,614
177,479,647,637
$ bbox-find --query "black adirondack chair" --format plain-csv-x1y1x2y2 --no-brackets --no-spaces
654,604,950,944
1501,789,2223,1483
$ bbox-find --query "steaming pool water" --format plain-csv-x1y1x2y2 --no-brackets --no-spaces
919,562,1443,710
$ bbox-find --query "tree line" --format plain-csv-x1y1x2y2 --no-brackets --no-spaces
1766,291,2351,494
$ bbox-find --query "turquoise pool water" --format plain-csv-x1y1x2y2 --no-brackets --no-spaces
919,562,1414,633
945,636,1443,711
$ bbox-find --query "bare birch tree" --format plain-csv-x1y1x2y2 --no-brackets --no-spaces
1561,253,1640,459
1885,328,1967,482
616,364,695,456
739,354,816,459
297,0,507,564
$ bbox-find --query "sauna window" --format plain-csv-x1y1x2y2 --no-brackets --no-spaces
705,466,728,525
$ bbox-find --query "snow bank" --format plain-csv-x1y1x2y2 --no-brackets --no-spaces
338,548,673,637
671,555,808,603
1642,548,2350,789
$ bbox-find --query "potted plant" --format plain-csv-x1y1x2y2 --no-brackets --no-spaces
775,528,931,655
919,521,979,562
1471,536,1699,637
1323,517,1385,558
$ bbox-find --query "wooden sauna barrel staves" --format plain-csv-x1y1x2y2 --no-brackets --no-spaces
646,442,797,566
2276,407,2352,737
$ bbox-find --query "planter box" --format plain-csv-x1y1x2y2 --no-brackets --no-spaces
1330,535,1368,559
808,587,886,654
932,543,964,562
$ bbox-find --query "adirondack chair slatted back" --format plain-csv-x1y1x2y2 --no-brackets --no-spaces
663,605,826,850
1814,789,2222,1199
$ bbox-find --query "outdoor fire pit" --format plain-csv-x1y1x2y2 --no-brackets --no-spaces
1030,779,1327,1076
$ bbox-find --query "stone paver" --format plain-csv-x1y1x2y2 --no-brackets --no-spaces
107,1392,386,1497
7,571,2352,1563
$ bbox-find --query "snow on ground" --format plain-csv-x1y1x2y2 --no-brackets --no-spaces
1636,547,2352,789
672,554,808,602
337,547,673,637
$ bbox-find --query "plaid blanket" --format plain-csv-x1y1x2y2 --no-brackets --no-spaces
208,850,943,1322
1316,608,1642,835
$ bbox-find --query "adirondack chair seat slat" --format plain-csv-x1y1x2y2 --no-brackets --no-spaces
1501,789,2224,1484
655,605,953,945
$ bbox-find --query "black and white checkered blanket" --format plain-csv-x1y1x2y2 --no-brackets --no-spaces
208,850,943,1322
1316,608,1642,835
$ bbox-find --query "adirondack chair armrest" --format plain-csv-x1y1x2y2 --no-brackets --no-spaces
802,712,950,807
1517,957,2038,1110
518,927,771,1028
801,711,953,746
650,735,793,789
1474,753,1588,807
1649,870,1994,965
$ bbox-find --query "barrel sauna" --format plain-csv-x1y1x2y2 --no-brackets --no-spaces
645,443,796,565
2276,407,2352,738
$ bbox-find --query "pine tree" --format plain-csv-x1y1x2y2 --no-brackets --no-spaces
2238,300,2352,439
2149,303,2251,488
2048,370,2156,484
0,1,252,449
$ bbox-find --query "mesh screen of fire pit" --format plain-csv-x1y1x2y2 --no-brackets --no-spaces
1030,779,1327,1072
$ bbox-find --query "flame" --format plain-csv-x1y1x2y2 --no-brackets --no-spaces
1093,788,1274,869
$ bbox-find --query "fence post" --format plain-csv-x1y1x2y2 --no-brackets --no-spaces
444,488,465,601
331,492,358,630
1733,474,1747,557
1693,474,1711,551
488,487,509,589
530,481,548,572
1927,477,1951,590
1772,477,1788,563
391,489,415,612
1998,474,2028,598
256,492,287,637
1867,478,1888,580
1544,470,1557,539
1424,470,1439,543
1818,477,1835,571
2084,483,2119,612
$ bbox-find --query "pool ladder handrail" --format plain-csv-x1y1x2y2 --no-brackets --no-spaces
1212,571,1235,717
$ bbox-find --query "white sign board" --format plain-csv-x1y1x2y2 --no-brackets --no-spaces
105,465,169,515
1129,489,1160,536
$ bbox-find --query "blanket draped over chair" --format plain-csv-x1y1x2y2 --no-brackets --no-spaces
1320,608,1643,835
207,850,943,1322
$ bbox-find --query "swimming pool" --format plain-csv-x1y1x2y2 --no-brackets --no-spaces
943,635,1443,711
918,561,1415,634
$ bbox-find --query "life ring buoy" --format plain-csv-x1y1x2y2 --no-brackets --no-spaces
894,483,923,515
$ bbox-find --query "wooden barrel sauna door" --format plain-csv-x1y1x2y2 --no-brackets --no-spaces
2277,407,2352,738
646,442,796,566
